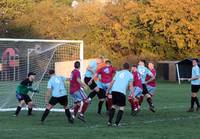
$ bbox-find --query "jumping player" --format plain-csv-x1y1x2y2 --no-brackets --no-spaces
41,70,74,124
92,60,116,113
14,72,39,116
137,60,155,112
70,61,89,121
107,63,134,127
84,56,107,115
128,65,143,116
187,59,200,112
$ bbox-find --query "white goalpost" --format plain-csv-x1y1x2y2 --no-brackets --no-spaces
0,38,84,112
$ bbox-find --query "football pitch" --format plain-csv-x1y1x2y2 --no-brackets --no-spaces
1,82,200,139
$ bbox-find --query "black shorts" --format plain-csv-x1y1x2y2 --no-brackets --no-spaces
84,77,97,90
49,95,68,106
16,94,32,104
191,85,200,93
112,91,126,107
97,88,106,99
142,84,149,95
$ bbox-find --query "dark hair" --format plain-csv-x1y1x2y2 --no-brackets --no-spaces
49,69,55,75
105,60,111,64
193,59,198,62
74,61,80,69
132,64,137,68
123,63,130,70
28,72,36,77
140,59,146,65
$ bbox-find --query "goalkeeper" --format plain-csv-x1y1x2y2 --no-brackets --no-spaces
13,72,39,116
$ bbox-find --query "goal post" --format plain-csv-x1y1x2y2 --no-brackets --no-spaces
0,38,84,112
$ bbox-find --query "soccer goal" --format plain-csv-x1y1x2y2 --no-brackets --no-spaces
0,38,84,112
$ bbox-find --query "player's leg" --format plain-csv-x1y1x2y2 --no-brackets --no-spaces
14,94,26,116
60,96,74,124
14,100,25,116
24,95,33,116
108,91,117,126
41,97,56,122
114,92,126,126
146,85,156,113
106,93,112,114
97,88,106,115
187,85,200,112
84,77,97,100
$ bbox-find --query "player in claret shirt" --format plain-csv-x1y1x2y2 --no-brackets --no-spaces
93,60,116,114
128,65,143,116
145,62,157,111
14,72,39,117
69,61,89,122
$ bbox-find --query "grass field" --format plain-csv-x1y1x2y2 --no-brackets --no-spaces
1,82,200,139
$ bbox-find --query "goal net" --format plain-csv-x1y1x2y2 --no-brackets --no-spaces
0,38,84,112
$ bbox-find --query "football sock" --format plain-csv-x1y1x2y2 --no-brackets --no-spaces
106,98,112,111
195,97,200,107
81,101,89,114
108,108,115,123
128,98,134,111
41,109,50,122
139,95,144,106
28,108,32,115
74,104,80,116
65,109,72,119
115,110,124,125
15,106,21,116
88,91,97,99
191,97,195,108
147,97,153,107
98,101,104,114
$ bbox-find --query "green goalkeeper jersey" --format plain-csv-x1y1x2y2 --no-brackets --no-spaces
16,78,34,95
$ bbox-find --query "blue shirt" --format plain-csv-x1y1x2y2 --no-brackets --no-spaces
85,61,98,78
111,70,133,95
47,75,67,97
191,65,200,85
137,66,153,83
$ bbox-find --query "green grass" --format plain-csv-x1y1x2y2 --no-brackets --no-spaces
1,82,200,139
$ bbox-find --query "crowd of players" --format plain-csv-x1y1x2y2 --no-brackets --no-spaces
13,56,159,127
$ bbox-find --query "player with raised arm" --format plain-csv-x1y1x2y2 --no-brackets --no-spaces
41,70,74,124
70,61,89,122
84,56,107,115
91,60,116,114
137,60,155,112
187,59,200,112
107,63,134,127
128,65,143,116
14,72,39,117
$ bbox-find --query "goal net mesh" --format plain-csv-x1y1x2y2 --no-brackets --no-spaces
0,39,83,111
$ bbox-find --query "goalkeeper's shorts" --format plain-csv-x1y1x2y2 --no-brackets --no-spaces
16,93,32,104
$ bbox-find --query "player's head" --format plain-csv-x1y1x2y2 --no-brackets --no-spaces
28,72,36,81
132,65,137,72
148,62,154,70
96,56,104,64
105,60,112,66
192,59,198,66
123,63,130,70
74,61,80,69
49,69,55,76
138,60,146,67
